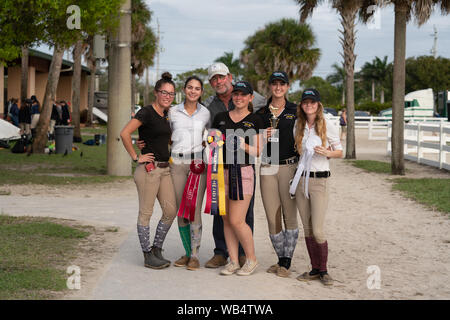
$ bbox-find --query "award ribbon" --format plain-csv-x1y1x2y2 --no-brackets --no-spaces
289,135,322,199
177,160,205,221
204,130,226,216
228,135,244,200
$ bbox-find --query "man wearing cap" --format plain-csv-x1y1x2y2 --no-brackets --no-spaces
256,71,300,277
203,62,264,268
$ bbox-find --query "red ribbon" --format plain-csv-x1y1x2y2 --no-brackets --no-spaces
177,160,205,221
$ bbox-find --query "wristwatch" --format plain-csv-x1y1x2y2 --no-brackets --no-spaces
133,155,139,163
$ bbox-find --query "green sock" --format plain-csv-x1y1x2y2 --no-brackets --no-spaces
179,225,191,257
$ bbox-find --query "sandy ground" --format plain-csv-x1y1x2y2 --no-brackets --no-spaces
0,128,449,300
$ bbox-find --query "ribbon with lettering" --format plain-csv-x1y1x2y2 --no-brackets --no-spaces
177,159,206,221
227,134,244,200
289,135,322,199
204,130,226,216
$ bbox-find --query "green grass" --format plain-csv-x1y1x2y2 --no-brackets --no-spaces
392,178,450,214
0,215,91,299
349,160,450,214
350,160,392,174
0,126,138,185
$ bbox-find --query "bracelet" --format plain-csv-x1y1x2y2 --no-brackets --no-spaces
133,155,139,163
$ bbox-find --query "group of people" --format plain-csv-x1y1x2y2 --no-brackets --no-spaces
120,62,343,286
3,96,71,140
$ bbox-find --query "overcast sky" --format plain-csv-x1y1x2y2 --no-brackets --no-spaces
145,0,450,86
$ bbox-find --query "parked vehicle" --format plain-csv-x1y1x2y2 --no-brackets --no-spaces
379,88,434,118
324,107,338,116
355,110,370,121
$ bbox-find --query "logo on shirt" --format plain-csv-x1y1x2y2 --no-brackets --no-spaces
285,114,295,120
242,121,254,128
219,121,226,126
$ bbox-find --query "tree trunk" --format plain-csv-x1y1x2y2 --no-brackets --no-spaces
32,46,64,153
371,80,375,102
144,68,149,106
131,72,136,114
0,64,4,117
21,46,29,104
71,39,82,142
341,87,345,106
391,3,407,175
86,58,96,127
340,8,357,159
107,0,132,176
380,88,385,104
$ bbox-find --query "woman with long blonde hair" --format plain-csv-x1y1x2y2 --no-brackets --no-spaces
292,88,343,286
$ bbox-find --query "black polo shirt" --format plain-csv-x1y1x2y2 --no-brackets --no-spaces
134,105,171,161
256,99,298,162
212,111,263,165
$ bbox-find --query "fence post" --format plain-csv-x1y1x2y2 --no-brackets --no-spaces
368,117,373,140
417,122,422,164
439,122,444,169
387,122,392,155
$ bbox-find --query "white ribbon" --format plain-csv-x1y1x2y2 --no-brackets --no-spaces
289,135,322,199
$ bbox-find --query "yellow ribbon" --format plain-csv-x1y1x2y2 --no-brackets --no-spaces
217,139,226,216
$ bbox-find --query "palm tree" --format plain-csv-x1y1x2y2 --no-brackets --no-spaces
360,56,389,103
327,62,346,105
215,51,243,80
130,0,156,111
295,0,376,159
387,0,449,175
240,18,320,96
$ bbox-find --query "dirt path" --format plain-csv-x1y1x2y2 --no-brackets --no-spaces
1,129,449,299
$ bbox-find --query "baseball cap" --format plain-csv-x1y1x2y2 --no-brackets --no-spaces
301,88,321,102
208,62,230,80
269,71,289,84
232,81,253,95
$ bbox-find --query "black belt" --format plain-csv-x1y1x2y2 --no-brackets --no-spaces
172,152,203,160
156,161,169,168
262,156,299,165
301,171,331,178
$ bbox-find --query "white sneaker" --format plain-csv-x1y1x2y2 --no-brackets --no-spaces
220,261,240,275
237,259,258,276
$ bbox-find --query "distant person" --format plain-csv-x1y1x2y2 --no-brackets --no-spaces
120,72,177,270
256,71,299,278
19,99,32,136
30,95,40,136
339,108,347,140
292,88,343,286
49,100,61,140
60,100,71,125
9,98,20,127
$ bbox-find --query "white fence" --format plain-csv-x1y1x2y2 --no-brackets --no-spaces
386,122,450,170
329,116,449,141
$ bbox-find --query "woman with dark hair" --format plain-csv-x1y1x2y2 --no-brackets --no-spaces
169,75,210,271
212,81,263,276
256,71,299,278
30,95,40,134
120,72,178,269
19,99,32,136
291,88,343,286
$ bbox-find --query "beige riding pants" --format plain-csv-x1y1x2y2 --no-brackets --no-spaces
134,164,177,227
260,163,298,235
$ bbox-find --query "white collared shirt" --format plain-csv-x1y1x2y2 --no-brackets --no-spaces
293,118,342,171
169,102,210,154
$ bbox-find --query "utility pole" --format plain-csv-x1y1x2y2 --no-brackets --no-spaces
156,19,160,81
430,25,437,59
107,0,132,176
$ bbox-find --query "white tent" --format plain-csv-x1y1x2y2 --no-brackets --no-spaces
0,119,21,141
